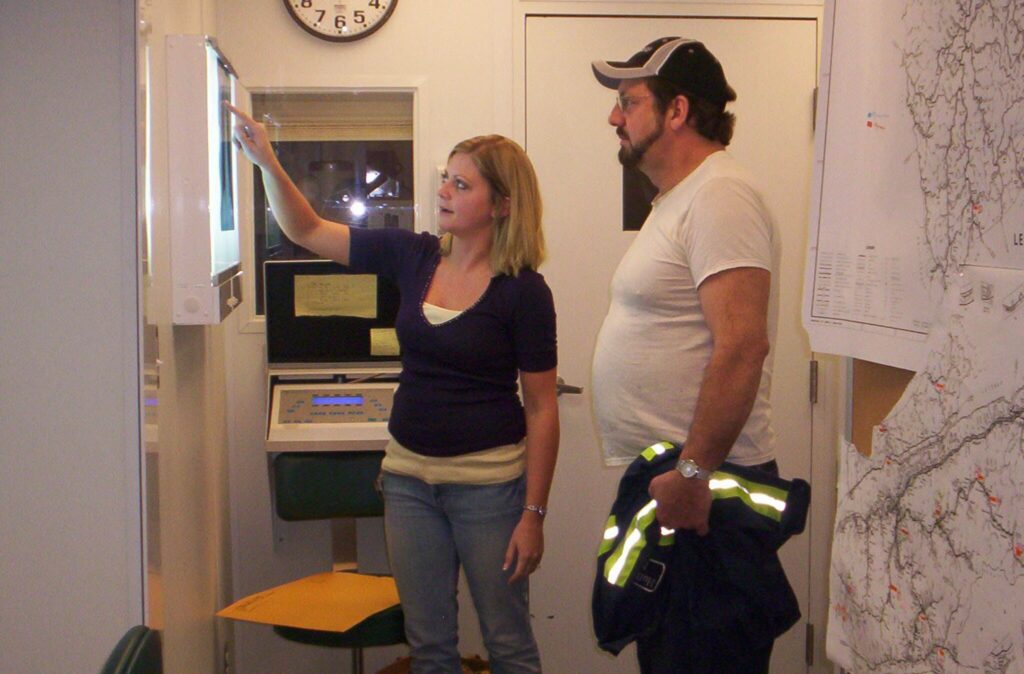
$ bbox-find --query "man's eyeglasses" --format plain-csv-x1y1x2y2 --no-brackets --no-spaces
615,94,651,113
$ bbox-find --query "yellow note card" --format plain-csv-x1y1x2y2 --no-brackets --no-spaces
371,328,401,357
217,572,400,632
295,274,377,319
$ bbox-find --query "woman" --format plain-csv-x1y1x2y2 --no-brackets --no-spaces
229,105,558,674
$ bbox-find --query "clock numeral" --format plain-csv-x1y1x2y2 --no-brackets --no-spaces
315,9,325,23
353,10,365,24
300,0,312,7
368,0,381,7
335,15,346,29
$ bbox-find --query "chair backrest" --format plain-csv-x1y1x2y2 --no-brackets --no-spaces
99,625,162,674
274,451,385,521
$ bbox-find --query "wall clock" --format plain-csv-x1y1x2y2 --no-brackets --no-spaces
282,0,397,43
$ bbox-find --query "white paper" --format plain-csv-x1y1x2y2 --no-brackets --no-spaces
804,0,1024,370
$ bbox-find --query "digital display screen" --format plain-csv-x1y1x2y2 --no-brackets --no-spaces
206,43,239,278
217,63,235,234
312,395,365,406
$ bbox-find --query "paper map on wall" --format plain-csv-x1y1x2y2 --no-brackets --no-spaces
803,0,1024,370
827,264,1024,672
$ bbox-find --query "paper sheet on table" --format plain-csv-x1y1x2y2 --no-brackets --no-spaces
216,572,399,632
295,274,377,318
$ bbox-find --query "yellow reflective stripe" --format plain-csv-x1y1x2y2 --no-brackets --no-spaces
640,441,676,462
604,500,658,586
708,472,788,521
606,528,642,586
602,445,793,588
598,515,619,556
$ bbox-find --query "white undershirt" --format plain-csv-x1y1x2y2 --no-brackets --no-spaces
422,301,462,325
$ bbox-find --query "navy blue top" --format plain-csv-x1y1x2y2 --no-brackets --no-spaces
348,227,557,457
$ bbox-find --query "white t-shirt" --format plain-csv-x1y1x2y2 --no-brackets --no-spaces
591,151,779,466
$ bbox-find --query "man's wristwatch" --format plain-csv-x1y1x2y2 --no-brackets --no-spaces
676,458,713,481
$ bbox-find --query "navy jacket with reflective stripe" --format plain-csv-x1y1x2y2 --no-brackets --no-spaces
592,442,810,655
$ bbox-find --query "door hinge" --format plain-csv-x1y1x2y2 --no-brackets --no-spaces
805,622,815,667
809,359,819,405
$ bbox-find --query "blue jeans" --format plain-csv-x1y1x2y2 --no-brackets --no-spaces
380,472,541,674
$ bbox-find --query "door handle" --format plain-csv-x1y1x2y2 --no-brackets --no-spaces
556,375,584,397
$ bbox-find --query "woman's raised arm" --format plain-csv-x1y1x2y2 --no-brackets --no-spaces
227,103,351,265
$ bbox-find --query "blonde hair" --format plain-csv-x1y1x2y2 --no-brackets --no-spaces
439,135,546,276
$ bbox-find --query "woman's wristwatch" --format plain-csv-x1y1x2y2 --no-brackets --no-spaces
523,504,548,518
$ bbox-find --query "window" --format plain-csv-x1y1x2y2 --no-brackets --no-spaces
251,91,415,314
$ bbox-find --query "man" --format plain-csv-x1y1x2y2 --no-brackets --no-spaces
590,37,782,673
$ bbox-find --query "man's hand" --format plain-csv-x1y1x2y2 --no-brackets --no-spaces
648,470,712,535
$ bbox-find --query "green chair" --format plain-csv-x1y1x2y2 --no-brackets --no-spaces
270,451,406,674
99,625,162,674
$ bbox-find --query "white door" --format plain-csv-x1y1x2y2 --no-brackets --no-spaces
524,15,818,673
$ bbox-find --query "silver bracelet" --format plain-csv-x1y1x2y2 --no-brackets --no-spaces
523,504,548,518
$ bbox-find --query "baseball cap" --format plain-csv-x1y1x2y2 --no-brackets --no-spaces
592,37,736,108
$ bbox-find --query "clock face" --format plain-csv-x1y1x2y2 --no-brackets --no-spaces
283,0,397,43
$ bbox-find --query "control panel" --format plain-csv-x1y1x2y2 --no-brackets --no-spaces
267,380,397,451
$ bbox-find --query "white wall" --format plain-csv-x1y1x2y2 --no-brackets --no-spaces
0,1,143,673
